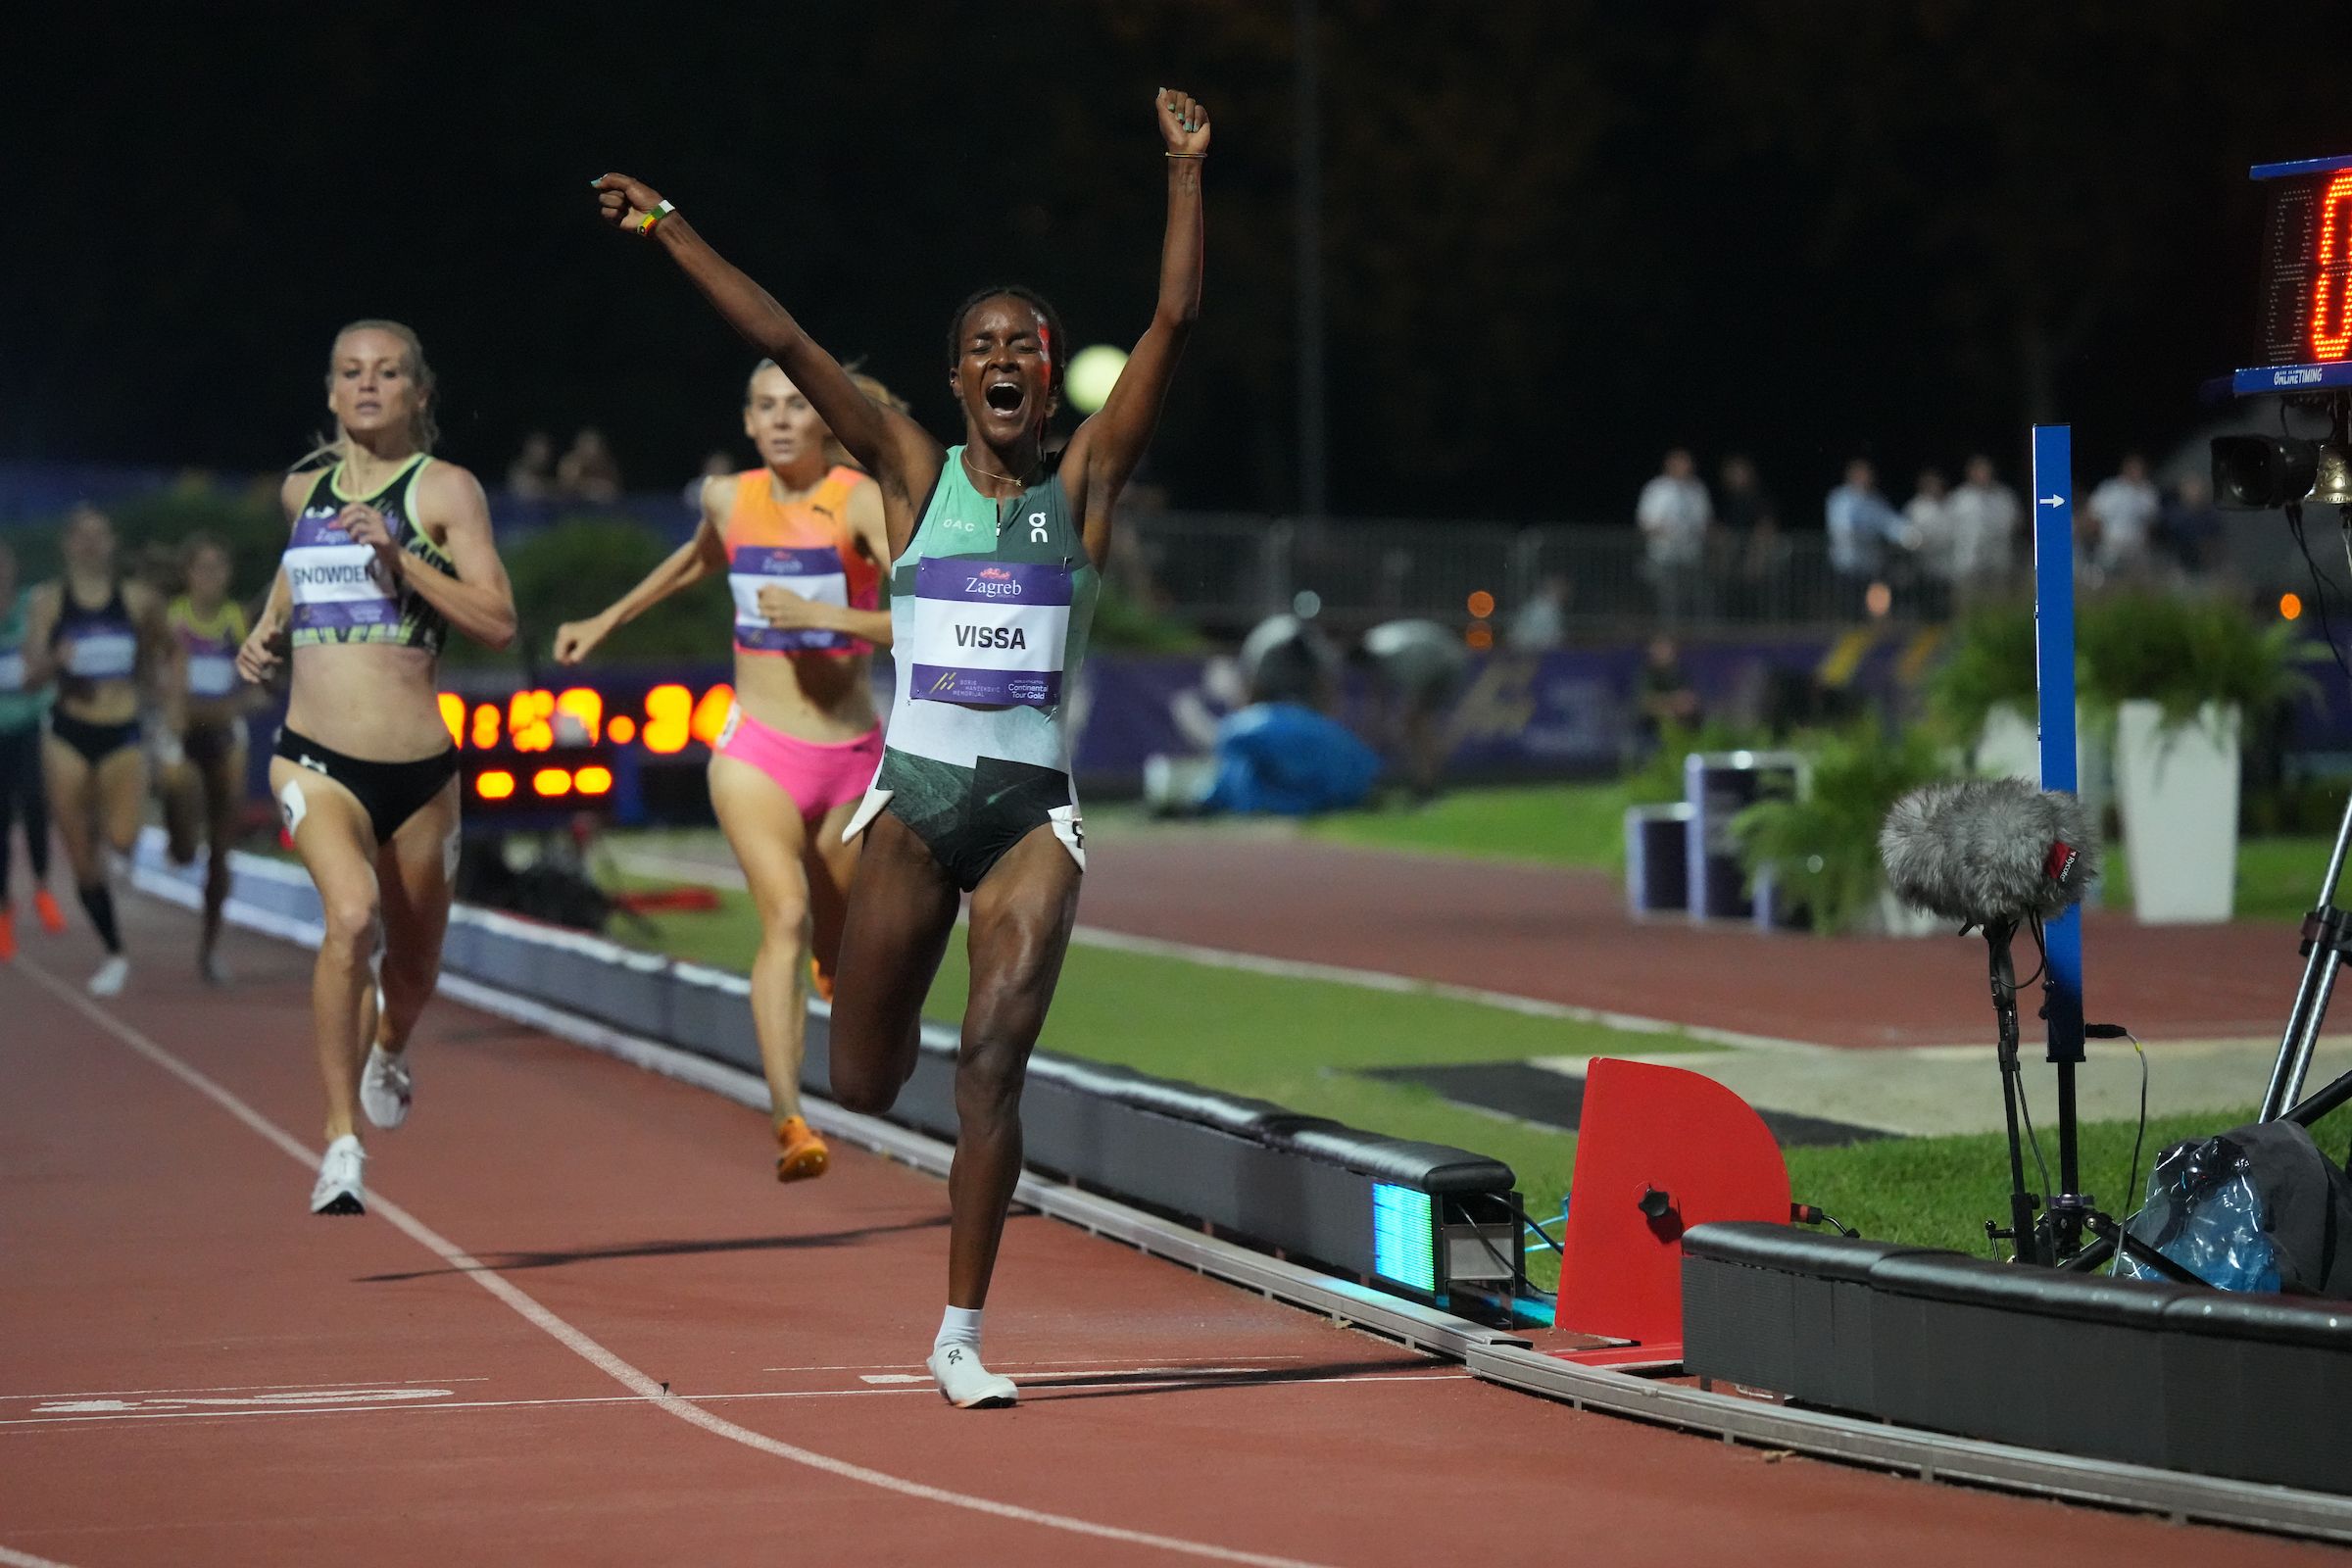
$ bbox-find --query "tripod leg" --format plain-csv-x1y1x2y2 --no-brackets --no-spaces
2263,785,2352,1119
2264,941,2343,1119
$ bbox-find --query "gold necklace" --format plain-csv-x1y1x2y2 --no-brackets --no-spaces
960,447,1036,490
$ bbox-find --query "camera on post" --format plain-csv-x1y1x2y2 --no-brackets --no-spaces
2210,432,2320,509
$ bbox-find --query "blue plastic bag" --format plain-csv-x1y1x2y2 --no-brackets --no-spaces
2117,1134,2281,1293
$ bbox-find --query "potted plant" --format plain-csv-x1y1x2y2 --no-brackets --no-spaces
1732,721,1952,936
1923,601,2111,809
2078,593,2315,923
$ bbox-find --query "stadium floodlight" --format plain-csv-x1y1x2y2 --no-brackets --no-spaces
1065,344,1128,415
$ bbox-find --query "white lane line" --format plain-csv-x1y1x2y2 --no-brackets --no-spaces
18,960,1341,1568
0,1545,77,1568
862,1365,1282,1386
608,844,1819,1054
771,1357,1306,1375
0,1377,486,1402
0,1373,1467,1430
31,1388,458,1415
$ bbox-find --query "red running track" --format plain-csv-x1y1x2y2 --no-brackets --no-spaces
0,897,2333,1566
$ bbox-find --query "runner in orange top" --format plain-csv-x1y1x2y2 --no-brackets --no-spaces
555,362,895,1182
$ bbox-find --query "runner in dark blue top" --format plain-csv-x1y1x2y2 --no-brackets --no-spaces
21,506,182,996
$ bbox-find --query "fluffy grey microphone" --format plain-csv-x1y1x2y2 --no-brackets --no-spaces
1879,778,2099,927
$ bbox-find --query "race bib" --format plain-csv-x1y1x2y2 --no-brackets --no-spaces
66,631,136,679
730,545,852,653
187,652,238,698
285,510,399,635
0,650,22,693
907,558,1071,708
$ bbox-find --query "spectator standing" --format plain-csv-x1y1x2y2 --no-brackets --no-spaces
2161,471,2228,577
1902,467,1955,618
1506,574,1570,652
1825,458,1903,615
557,427,623,505
1358,618,1472,802
2086,453,2159,580
507,431,557,500
1717,455,1776,540
1638,448,1712,626
1947,455,2022,607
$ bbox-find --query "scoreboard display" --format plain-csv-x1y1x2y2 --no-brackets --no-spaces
2238,155,2352,396
443,676,742,823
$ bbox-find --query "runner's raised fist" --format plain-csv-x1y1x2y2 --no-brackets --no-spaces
592,172,668,231
1155,88,1210,157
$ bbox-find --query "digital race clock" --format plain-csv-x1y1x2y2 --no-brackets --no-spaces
440,674,743,824
2235,155,2352,396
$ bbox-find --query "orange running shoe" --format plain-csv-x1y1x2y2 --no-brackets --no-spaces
0,908,16,962
808,955,835,1004
775,1115,830,1182
32,888,65,935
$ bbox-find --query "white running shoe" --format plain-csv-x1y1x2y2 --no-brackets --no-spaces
86,956,129,998
310,1135,366,1215
928,1345,1018,1408
200,952,232,987
359,1045,412,1130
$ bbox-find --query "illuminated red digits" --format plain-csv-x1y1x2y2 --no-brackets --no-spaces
2311,172,2352,362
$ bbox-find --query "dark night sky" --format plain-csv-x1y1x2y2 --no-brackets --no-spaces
13,1,2352,523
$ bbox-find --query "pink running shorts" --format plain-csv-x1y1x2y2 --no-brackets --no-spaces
712,705,883,825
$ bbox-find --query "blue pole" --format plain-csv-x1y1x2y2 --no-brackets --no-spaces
2032,425,2084,1064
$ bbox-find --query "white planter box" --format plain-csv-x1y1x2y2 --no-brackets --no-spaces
1976,703,2109,807
2114,700,2240,924
1975,704,2040,782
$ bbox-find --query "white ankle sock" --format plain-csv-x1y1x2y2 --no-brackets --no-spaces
935,1305,983,1353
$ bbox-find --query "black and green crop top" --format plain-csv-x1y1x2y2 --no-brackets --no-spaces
283,456,455,653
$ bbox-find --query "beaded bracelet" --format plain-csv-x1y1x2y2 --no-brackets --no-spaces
636,199,676,236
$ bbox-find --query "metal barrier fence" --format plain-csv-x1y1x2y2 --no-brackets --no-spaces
1124,512,1864,636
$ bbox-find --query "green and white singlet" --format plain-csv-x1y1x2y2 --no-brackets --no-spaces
843,447,1100,890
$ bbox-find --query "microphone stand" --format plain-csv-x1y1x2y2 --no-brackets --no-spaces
1980,912,2204,1283
1981,917,2045,1265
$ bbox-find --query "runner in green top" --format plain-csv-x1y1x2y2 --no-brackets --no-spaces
595,83,1210,1408
0,539,66,960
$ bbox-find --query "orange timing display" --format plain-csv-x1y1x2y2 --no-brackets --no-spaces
2313,172,2352,363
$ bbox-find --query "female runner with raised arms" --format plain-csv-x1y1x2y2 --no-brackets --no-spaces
21,506,182,996
236,320,516,1215
553,363,902,1182
161,532,256,983
593,84,1207,1406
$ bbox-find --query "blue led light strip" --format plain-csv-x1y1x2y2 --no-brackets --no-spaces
1372,1183,1437,1293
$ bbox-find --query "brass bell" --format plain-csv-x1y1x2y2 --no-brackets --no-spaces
2315,442,2352,507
